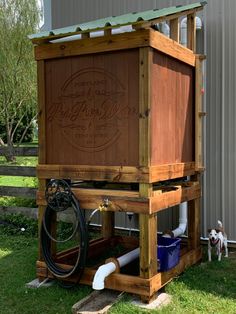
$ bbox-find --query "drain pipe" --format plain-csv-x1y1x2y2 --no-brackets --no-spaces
163,202,188,238
92,247,140,290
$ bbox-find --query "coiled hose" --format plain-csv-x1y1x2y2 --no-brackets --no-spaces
41,180,89,280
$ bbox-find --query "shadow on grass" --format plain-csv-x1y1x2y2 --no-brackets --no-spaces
0,231,91,314
167,246,236,301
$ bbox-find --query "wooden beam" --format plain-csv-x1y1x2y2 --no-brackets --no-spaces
139,47,151,166
133,7,203,31
101,211,115,239
0,186,37,198
150,162,196,182
37,189,149,214
187,13,196,52
36,247,202,297
150,183,201,214
37,60,47,260
34,30,150,61
0,146,38,156
149,28,195,67
170,18,179,42
195,56,204,170
36,164,150,183
0,166,36,177
188,198,201,250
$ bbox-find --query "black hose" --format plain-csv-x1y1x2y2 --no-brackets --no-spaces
41,193,88,280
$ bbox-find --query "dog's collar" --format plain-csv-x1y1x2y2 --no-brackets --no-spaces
210,238,219,247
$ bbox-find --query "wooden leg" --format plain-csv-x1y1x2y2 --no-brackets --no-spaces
101,211,114,238
139,213,157,279
187,198,201,250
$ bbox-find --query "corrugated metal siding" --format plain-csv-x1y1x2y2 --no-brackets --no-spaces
48,0,236,241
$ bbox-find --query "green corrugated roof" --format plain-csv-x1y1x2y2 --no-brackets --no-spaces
29,1,206,41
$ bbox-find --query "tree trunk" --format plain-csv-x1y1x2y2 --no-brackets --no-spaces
6,128,16,162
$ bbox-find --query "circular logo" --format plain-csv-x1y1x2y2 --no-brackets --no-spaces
48,68,126,152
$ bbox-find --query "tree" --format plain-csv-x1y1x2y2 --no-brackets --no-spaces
0,0,40,161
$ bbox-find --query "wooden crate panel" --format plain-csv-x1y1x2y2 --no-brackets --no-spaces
45,49,139,166
151,51,195,165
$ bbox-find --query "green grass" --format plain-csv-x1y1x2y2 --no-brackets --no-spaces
0,228,236,314
0,230,91,314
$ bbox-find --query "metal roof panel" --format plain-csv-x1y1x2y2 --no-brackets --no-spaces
29,2,206,41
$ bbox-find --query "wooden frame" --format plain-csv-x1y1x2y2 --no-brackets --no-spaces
34,6,205,302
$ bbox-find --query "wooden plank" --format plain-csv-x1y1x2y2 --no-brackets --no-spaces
195,56,204,170
101,211,115,239
37,60,47,260
187,13,196,52
170,18,179,42
37,60,46,164
134,7,203,31
150,183,201,214
188,198,201,250
36,164,150,183
149,28,195,67
150,51,195,165
44,50,139,167
0,166,36,177
36,247,202,298
0,206,37,219
139,213,157,280
34,30,150,61
159,247,202,287
0,146,38,156
150,162,196,182
139,47,151,166
36,261,153,297
0,186,37,198
37,189,149,214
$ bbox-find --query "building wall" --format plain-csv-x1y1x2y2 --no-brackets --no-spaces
45,0,236,241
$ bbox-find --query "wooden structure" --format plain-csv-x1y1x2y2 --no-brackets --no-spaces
31,2,206,302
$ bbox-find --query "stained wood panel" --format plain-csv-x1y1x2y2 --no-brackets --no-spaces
151,51,194,165
45,49,139,166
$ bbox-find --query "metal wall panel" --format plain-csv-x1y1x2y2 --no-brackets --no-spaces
47,0,236,241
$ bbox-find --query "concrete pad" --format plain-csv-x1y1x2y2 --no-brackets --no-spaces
72,289,122,314
131,292,172,310
26,278,55,289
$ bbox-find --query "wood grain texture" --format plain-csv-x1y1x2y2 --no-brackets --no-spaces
34,30,150,61
195,56,204,170
188,197,201,250
139,47,151,167
150,183,201,214
151,50,195,166
149,28,195,66
36,164,149,183
0,146,38,156
36,246,202,297
0,166,36,177
44,49,139,166
187,13,196,52
170,18,179,42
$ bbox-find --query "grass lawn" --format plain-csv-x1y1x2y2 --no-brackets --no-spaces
0,228,236,314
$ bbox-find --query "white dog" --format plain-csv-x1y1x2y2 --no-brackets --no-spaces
208,220,228,262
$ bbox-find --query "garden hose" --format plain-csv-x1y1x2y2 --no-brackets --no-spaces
41,180,89,280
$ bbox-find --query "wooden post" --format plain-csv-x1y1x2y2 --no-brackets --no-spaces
195,56,205,171
170,18,179,42
37,60,47,260
101,211,115,239
187,13,196,52
139,47,157,302
188,198,201,250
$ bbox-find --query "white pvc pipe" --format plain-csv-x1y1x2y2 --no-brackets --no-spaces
92,247,140,290
163,202,188,238
172,202,188,238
